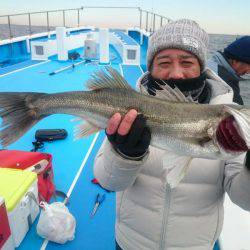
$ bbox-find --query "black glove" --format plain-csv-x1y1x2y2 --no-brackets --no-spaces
106,114,151,160
245,151,250,171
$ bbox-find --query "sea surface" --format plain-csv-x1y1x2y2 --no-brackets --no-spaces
0,25,249,105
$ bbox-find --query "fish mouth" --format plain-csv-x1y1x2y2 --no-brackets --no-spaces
216,115,248,153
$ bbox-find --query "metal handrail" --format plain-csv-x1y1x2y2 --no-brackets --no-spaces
0,6,140,18
0,6,172,40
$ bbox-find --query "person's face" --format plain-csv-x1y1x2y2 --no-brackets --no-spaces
151,49,201,80
230,60,250,76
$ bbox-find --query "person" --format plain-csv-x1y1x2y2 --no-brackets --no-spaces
93,19,250,250
208,36,250,105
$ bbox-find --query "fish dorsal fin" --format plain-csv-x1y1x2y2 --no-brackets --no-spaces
86,66,132,90
140,86,150,96
154,80,194,103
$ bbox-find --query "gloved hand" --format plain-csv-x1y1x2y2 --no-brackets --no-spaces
106,110,151,160
216,115,248,152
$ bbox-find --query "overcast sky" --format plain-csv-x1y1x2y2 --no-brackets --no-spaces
0,0,249,35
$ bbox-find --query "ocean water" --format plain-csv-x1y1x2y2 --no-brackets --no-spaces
0,25,249,104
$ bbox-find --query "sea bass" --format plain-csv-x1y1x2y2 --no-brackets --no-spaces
0,67,249,186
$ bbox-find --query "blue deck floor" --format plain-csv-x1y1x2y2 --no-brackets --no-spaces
0,53,143,249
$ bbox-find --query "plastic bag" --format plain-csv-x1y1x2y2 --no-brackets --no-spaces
36,201,76,244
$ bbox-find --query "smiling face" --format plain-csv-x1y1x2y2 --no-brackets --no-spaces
151,49,201,80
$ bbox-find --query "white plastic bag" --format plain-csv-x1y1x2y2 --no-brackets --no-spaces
36,201,76,244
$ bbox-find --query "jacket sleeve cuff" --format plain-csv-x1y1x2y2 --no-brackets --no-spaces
94,140,149,191
115,148,149,161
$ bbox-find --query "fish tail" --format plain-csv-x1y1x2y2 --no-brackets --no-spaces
0,92,47,147
224,105,250,148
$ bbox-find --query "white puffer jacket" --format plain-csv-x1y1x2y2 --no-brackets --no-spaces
94,70,250,250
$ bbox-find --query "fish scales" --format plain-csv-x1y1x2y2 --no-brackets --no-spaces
32,88,223,139
0,67,249,161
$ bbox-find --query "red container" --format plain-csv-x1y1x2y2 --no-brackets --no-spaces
0,197,11,249
0,150,55,202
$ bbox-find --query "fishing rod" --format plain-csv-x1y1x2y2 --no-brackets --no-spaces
49,51,95,76
49,60,88,75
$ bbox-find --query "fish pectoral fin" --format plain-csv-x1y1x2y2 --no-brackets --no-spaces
74,121,101,140
164,156,192,188
86,66,132,90
198,137,212,147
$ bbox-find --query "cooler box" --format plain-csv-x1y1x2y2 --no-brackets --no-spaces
0,197,14,250
0,168,39,248
0,150,55,202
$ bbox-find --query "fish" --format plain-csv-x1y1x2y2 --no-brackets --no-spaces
0,67,249,187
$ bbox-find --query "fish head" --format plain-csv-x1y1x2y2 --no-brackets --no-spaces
210,105,250,156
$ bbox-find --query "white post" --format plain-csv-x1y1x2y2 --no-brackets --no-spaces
99,28,109,64
84,33,97,60
56,27,68,61
140,31,143,45
26,38,30,53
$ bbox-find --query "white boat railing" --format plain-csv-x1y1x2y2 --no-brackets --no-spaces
0,6,172,40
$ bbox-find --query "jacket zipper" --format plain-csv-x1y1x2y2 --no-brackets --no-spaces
159,184,171,250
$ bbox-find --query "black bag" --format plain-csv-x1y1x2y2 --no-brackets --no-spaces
31,129,68,152
35,129,68,142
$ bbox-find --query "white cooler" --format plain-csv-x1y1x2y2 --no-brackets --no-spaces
0,168,39,248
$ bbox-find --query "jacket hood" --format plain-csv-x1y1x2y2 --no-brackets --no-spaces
211,51,242,81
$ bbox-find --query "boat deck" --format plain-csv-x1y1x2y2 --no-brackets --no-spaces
0,45,143,249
